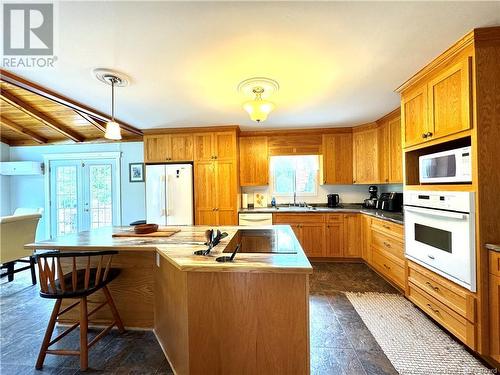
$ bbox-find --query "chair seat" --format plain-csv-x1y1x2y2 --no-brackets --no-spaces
40,268,121,299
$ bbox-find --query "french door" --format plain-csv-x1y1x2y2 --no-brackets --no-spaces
49,159,119,238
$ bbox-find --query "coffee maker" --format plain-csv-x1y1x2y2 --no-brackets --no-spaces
327,194,340,208
363,186,378,208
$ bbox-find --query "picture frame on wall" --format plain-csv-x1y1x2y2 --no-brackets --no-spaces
129,163,145,182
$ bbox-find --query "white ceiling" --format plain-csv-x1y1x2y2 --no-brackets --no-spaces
5,1,500,130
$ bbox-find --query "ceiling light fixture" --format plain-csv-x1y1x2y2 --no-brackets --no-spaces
238,77,279,123
93,68,130,140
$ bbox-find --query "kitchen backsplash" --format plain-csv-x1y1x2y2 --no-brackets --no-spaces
241,184,403,206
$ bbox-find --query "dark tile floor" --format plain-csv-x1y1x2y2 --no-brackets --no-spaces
1,262,398,374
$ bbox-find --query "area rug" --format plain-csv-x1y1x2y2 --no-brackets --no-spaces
345,292,492,375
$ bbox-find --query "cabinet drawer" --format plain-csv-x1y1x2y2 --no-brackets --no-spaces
273,214,324,224
407,261,475,322
371,248,405,289
490,251,500,277
408,283,476,349
371,218,403,239
326,214,343,223
371,229,404,260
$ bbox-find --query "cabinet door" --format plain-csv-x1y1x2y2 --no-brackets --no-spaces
193,133,214,161
325,222,344,257
389,116,403,183
194,161,217,225
402,85,428,147
322,133,353,184
215,160,237,225
239,137,269,186
343,214,361,257
144,135,171,162
361,215,372,263
353,129,378,184
170,134,194,161
300,223,325,257
428,58,472,141
214,131,237,161
490,273,500,363
377,122,390,184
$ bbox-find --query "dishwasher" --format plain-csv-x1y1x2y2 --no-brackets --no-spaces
238,213,273,226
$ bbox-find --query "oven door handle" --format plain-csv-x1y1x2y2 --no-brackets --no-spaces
404,206,468,220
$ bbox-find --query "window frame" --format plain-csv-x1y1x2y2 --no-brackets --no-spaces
269,155,320,198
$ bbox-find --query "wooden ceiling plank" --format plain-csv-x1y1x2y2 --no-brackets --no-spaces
0,135,13,145
0,90,84,142
0,117,48,144
76,111,106,133
1,69,143,136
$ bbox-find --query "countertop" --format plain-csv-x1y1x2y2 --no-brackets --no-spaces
239,204,404,225
486,244,500,253
25,225,313,274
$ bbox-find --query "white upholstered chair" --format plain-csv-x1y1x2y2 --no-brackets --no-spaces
0,213,42,284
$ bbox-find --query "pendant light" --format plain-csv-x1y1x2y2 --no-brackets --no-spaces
93,68,130,140
238,77,279,123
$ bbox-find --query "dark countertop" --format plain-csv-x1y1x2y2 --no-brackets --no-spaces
486,244,500,253
239,204,404,225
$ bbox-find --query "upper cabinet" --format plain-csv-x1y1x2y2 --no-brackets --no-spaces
353,125,379,184
400,55,472,148
377,122,391,184
388,116,403,183
239,136,269,186
194,131,237,162
376,111,402,184
144,134,193,163
322,133,353,185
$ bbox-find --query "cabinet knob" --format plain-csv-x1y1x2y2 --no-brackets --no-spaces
426,132,433,138
422,133,427,139
214,156,218,159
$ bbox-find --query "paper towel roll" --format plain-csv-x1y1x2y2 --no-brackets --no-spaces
242,193,248,208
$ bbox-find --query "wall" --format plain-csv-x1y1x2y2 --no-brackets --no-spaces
242,183,403,206
0,142,11,216
9,142,145,240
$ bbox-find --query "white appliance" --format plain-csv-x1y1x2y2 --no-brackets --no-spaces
419,146,472,183
146,164,193,225
238,213,273,226
404,190,476,291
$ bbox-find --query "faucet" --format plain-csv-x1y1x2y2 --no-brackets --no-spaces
293,191,297,206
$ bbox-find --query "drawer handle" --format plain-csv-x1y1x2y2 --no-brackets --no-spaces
426,303,440,315
425,281,440,292
383,241,392,248
383,225,390,230
383,264,391,270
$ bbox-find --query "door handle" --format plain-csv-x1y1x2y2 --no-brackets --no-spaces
425,281,440,292
404,206,468,220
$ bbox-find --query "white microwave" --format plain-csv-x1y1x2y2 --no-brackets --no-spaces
419,146,472,184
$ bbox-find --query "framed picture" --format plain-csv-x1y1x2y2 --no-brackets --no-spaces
129,163,144,182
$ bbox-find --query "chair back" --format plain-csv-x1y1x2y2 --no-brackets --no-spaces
35,250,118,296
0,213,41,264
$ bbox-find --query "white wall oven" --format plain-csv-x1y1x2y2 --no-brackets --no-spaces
404,191,476,291
419,146,472,184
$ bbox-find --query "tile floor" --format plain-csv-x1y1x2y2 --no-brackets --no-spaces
1,262,399,374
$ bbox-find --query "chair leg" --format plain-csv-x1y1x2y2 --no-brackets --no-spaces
102,285,125,333
6,262,14,282
80,296,88,371
30,256,37,285
36,299,62,369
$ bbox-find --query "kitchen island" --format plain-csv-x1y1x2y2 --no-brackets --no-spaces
26,225,312,375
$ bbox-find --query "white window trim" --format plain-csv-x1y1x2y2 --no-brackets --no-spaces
43,152,122,239
269,155,320,198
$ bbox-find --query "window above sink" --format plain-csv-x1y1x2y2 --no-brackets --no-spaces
270,155,319,197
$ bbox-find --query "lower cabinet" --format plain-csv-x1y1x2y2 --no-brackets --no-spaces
343,214,361,257
325,215,344,257
489,251,500,363
273,214,326,257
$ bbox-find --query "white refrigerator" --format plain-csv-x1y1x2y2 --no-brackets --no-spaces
146,164,194,225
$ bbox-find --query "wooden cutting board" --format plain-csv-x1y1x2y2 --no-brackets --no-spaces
113,228,181,238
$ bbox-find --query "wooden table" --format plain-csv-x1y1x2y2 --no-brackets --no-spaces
26,225,312,375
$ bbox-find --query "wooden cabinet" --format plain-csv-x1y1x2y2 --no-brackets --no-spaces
388,116,403,183
214,160,237,225
322,133,353,185
239,137,269,186
144,134,193,162
401,56,472,148
343,214,361,257
377,122,391,184
361,215,372,263
194,131,237,162
273,214,325,257
489,251,500,363
325,215,344,257
353,126,378,184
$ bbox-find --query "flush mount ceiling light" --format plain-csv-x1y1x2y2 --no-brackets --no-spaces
238,77,279,123
93,68,130,140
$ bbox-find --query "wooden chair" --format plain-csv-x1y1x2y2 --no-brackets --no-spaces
35,250,125,371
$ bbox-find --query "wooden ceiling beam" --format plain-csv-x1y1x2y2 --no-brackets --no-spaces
1,69,143,136
76,111,106,133
0,117,48,144
1,90,84,142
0,135,13,145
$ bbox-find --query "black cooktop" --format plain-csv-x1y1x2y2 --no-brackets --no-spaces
224,228,299,254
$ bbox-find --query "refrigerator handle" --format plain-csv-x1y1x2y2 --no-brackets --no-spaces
166,174,173,217
160,174,166,217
